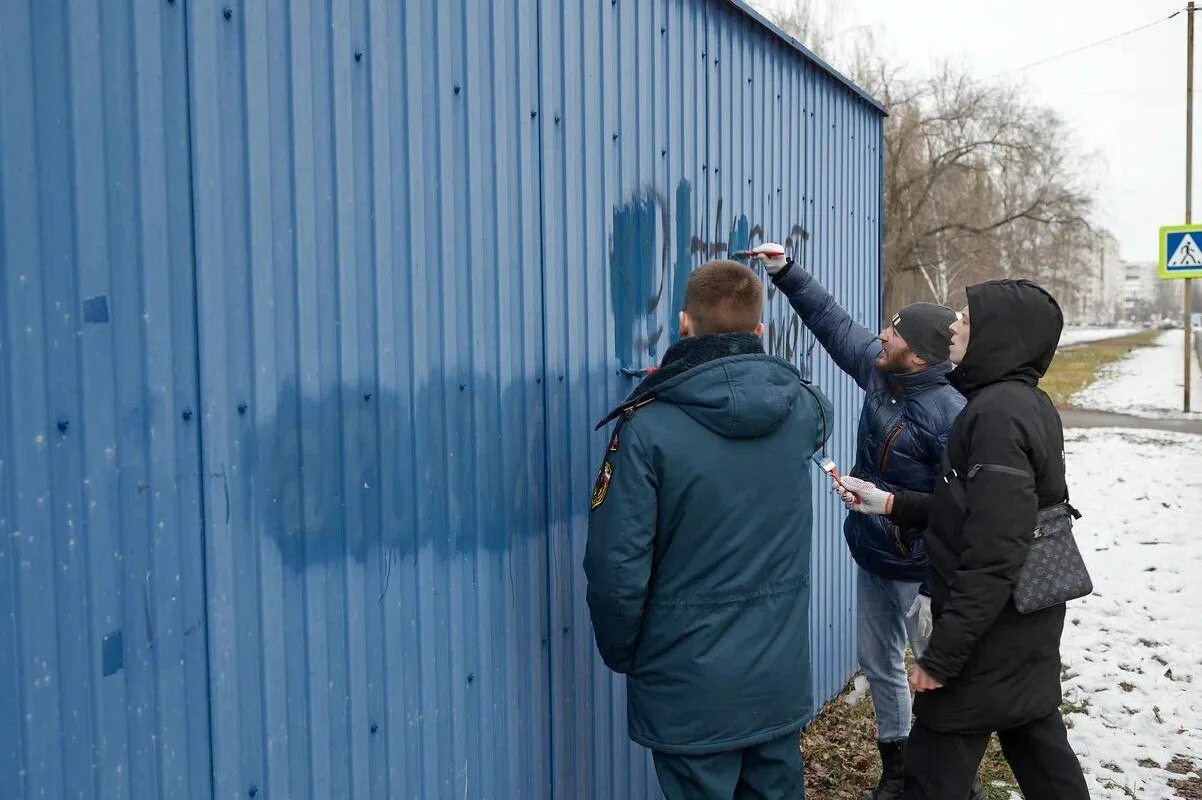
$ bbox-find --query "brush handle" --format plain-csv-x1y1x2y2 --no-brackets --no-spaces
830,467,863,505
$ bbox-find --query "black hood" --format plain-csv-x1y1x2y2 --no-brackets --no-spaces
948,279,1063,396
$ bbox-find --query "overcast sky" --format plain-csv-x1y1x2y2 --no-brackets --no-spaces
749,0,1191,263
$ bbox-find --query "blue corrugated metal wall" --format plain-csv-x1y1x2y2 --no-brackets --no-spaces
0,1,882,798
0,2,212,798
539,2,883,796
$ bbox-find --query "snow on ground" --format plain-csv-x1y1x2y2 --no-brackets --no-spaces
1060,427,1202,799
842,674,870,708
1059,327,1141,347
1071,330,1202,420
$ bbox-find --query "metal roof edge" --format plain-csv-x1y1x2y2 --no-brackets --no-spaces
722,0,889,116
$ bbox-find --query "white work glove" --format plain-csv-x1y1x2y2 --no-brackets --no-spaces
748,242,789,275
834,475,893,516
907,594,934,640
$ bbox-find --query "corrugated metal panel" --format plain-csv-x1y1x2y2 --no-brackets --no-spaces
1,0,881,797
539,1,881,796
183,1,551,797
722,0,888,115
0,1,211,798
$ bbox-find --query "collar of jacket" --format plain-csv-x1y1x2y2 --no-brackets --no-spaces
595,332,774,430
884,359,956,397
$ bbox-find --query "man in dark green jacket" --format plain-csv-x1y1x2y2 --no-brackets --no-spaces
585,260,833,800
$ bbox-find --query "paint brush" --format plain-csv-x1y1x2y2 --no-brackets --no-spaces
812,454,862,505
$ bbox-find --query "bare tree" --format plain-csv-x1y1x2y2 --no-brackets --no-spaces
879,66,1093,310
768,0,842,61
768,2,1097,314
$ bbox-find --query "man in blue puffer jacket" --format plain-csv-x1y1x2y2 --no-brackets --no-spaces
748,244,968,800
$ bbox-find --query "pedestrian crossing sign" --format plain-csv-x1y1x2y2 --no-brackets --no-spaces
1160,225,1202,279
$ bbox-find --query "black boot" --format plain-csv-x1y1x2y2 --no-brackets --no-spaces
861,739,905,800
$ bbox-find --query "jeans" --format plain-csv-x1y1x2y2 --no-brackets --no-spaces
857,566,926,742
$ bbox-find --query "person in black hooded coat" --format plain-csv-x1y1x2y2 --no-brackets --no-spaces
835,280,1090,800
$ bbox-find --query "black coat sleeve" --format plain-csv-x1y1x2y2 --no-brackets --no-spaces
889,489,932,530
919,410,1038,684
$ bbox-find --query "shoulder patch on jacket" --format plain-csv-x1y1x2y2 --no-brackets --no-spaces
591,461,614,510
591,423,622,511
589,398,653,511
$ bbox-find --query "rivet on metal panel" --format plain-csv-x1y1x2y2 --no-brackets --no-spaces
531,110,538,119
714,168,719,174
248,788,257,799
748,179,752,185
541,637,549,645
355,51,363,63
714,58,719,65
56,419,69,433
364,393,373,401
558,375,564,382
370,723,379,735
661,149,667,157
453,84,461,95
459,384,466,391
660,27,666,35
748,77,752,84
562,626,570,634
223,7,232,20
702,164,707,171
536,377,543,384
701,52,706,59
554,115,561,124
237,403,248,414
182,408,193,421
612,133,618,142
467,673,475,684
778,93,782,100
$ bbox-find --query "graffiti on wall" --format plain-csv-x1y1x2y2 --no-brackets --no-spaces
609,179,811,370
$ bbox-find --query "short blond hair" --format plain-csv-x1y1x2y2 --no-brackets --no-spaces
683,260,764,334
